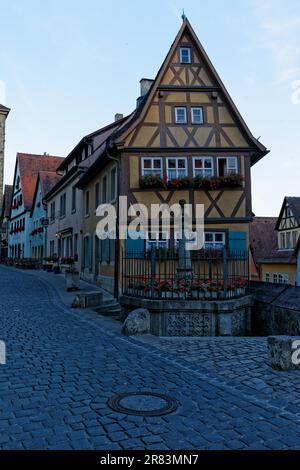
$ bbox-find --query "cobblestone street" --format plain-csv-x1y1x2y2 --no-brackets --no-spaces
1,266,300,450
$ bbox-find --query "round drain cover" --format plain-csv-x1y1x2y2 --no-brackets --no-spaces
107,392,179,416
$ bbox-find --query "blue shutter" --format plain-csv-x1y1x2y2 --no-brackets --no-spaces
125,230,145,257
88,236,92,271
229,231,247,254
81,236,84,270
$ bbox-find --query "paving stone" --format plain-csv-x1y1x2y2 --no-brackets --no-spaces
1,266,300,451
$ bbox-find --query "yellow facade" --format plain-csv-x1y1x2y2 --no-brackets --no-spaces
78,19,267,293
261,263,297,286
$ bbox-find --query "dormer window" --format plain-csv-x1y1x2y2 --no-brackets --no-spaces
180,47,191,64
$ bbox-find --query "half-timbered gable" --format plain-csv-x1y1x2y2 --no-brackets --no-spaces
113,19,268,241
275,197,300,250
77,18,269,293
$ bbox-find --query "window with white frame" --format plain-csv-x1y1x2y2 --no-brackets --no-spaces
265,273,270,282
204,232,225,249
102,176,107,203
179,47,191,64
110,167,117,201
193,157,213,177
292,231,298,247
50,201,55,221
174,230,197,249
217,157,238,176
175,107,187,124
286,232,292,249
167,158,187,180
273,273,289,284
146,231,169,251
141,158,162,177
191,107,204,124
280,232,285,249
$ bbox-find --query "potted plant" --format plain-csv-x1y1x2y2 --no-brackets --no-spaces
64,258,80,291
51,255,60,274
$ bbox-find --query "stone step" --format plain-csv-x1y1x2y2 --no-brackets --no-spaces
95,300,121,317
95,308,121,317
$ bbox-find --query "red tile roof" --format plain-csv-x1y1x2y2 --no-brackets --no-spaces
39,171,62,199
250,217,278,264
17,153,64,209
250,216,297,265
1,184,13,218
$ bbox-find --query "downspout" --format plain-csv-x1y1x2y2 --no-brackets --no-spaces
106,143,120,300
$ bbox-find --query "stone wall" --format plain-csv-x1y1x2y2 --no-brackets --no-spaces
250,282,300,336
120,295,253,337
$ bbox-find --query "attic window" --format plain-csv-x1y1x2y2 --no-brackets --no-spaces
180,47,191,64
191,107,204,124
175,107,187,124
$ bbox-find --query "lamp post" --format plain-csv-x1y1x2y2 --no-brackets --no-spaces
176,199,192,280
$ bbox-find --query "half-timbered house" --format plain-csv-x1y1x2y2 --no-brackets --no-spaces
77,18,269,295
259,197,300,285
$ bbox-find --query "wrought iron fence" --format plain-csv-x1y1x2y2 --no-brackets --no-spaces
121,247,249,300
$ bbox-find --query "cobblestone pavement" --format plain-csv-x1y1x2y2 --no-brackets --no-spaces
0,266,300,450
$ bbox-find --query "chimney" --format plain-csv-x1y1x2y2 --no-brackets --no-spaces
114,113,123,122
140,78,154,97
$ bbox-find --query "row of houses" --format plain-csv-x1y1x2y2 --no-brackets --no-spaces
0,19,299,293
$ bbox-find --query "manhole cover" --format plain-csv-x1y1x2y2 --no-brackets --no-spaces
107,392,179,416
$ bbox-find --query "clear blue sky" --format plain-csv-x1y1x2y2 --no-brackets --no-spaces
0,0,299,216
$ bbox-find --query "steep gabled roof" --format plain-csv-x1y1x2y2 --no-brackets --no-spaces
1,184,13,218
250,217,278,265
110,19,268,164
30,171,62,216
275,197,300,230
56,116,130,172
0,103,10,115
64,115,135,190
14,153,64,210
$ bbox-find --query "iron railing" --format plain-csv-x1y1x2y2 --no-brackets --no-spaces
122,247,249,300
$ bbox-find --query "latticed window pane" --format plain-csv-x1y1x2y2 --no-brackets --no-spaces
175,107,187,123
192,107,204,124
180,47,191,64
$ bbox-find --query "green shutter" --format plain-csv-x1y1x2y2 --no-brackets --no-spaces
229,231,247,254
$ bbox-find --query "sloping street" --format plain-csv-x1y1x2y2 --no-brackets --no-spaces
0,266,300,450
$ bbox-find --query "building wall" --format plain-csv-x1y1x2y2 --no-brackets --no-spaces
80,160,117,291
46,173,83,270
30,180,47,259
261,263,297,285
250,282,300,336
8,162,32,258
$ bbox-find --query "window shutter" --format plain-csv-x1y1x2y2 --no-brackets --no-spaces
229,231,247,254
88,236,92,271
125,230,145,258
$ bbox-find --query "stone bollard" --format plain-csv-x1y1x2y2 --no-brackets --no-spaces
268,336,300,371
122,308,150,336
